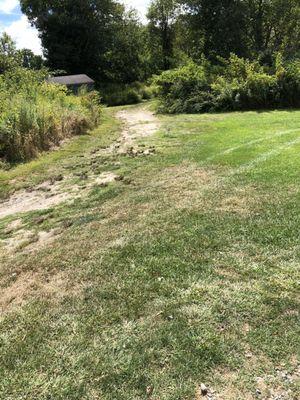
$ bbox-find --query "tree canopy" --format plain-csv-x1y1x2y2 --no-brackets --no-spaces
18,0,300,83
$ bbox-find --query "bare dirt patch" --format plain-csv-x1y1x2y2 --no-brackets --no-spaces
26,229,59,252
3,229,37,252
109,106,160,155
2,228,59,254
117,107,159,141
0,269,83,314
0,181,73,220
0,106,160,222
207,359,300,400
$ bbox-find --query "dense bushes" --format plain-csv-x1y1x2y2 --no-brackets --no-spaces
0,68,101,162
154,55,300,113
100,82,155,106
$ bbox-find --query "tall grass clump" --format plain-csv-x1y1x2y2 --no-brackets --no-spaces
154,54,300,113
0,68,101,162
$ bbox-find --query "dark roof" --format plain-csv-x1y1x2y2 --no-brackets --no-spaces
48,74,94,85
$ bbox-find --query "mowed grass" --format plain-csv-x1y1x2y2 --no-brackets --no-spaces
0,106,299,399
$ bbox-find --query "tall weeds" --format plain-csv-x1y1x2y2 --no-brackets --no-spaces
0,68,101,162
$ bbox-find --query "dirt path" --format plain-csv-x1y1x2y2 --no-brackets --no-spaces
107,106,159,155
0,105,159,221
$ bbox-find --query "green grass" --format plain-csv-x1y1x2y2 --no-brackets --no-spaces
0,106,299,399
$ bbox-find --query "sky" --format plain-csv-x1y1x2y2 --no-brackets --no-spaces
0,0,151,55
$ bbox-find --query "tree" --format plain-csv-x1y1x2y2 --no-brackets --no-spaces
147,0,178,71
101,10,148,83
181,0,249,60
20,0,146,83
19,49,44,70
0,33,21,73
20,0,121,80
245,0,300,60
180,0,300,62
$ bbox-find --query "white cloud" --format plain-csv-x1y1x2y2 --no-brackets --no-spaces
4,15,42,55
0,0,19,14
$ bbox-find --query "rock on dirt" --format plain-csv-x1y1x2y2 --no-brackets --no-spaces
200,383,208,396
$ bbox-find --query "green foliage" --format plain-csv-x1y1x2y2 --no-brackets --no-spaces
0,68,101,162
21,0,148,84
154,55,300,113
19,49,44,70
154,62,214,113
0,33,44,74
100,82,155,106
147,0,178,71
0,33,22,74
179,0,300,62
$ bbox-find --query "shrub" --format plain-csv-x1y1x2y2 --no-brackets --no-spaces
0,68,101,162
154,55,300,113
100,82,155,106
153,62,215,113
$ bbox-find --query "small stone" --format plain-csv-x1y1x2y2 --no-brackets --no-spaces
146,386,153,396
200,383,208,396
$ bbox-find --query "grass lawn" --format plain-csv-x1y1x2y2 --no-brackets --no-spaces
0,105,299,399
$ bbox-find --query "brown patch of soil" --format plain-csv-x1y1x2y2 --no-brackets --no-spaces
0,181,73,220
2,228,59,253
0,270,83,314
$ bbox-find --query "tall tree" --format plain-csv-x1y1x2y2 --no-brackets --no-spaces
181,0,249,60
180,0,300,62
147,0,178,71
20,0,131,81
245,0,300,59
102,10,148,83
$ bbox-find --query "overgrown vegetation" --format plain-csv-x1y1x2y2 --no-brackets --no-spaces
154,55,300,113
100,82,155,106
0,68,101,162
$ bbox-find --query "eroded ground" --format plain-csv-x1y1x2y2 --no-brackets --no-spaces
0,105,299,400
